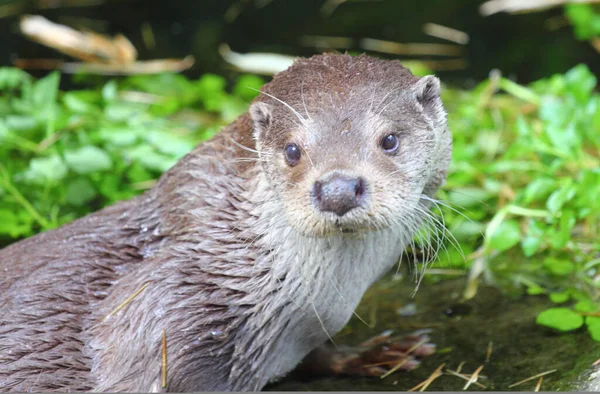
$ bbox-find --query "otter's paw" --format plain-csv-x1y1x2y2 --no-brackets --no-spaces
326,329,436,377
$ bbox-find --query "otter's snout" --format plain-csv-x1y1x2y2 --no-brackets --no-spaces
313,174,366,216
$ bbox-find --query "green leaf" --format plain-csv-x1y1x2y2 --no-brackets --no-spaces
550,210,576,249
488,219,521,252
32,71,60,111
65,146,113,174
63,91,99,114
523,178,558,204
527,286,545,295
23,155,68,184
65,178,97,206
0,68,32,90
586,317,600,342
574,299,598,313
233,74,264,101
145,131,193,157
5,115,38,132
546,183,576,214
98,127,139,146
127,145,177,172
549,292,570,304
102,80,118,102
543,258,575,276
0,209,20,237
536,308,584,332
521,220,546,257
564,64,597,103
104,102,148,122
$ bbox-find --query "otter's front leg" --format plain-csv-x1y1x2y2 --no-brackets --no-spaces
292,330,436,378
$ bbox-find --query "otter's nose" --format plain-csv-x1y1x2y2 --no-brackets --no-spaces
313,175,366,216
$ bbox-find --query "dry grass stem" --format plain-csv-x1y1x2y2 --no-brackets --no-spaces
508,369,558,388
486,341,493,362
102,282,150,322
408,362,445,392
379,358,408,379
463,364,484,390
534,376,543,392
445,369,487,389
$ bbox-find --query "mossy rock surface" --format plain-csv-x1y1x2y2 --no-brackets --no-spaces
268,274,599,391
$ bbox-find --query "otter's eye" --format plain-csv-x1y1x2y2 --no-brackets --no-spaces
381,134,400,153
284,143,301,166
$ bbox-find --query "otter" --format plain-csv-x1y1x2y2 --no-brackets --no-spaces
0,53,452,392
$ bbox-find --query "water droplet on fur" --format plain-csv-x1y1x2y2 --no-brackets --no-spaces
140,225,148,233
211,330,226,340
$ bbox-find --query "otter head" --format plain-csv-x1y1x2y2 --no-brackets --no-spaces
249,54,451,237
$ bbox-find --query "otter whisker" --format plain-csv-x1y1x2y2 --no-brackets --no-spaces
224,135,270,157
301,81,313,121
417,198,467,261
420,194,479,225
248,88,308,125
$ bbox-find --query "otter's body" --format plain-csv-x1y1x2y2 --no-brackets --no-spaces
0,54,452,392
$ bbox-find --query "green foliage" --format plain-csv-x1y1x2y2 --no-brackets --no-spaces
435,64,599,342
0,62,598,341
565,4,600,40
0,69,262,239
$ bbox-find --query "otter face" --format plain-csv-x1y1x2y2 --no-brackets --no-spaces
249,55,451,237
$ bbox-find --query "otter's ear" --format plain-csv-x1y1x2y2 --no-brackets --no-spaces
413,75,445,124
249,102,273,141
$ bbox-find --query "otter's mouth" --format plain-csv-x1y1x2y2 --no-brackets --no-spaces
334,218,367,235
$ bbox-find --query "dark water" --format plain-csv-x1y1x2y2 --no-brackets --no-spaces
2,0,600,88
267,271,600,391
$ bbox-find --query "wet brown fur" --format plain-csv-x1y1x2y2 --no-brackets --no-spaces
0,53,452,392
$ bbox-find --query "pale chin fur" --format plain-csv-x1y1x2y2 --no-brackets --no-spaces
233,167,427,390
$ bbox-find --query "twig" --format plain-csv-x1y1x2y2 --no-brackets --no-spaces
102,282,150,322
14,56,195,75
20,14,137,64
360,37,465,56
423,23,469,44
508,369,557,388
534,376,543,392
480,0,600,16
